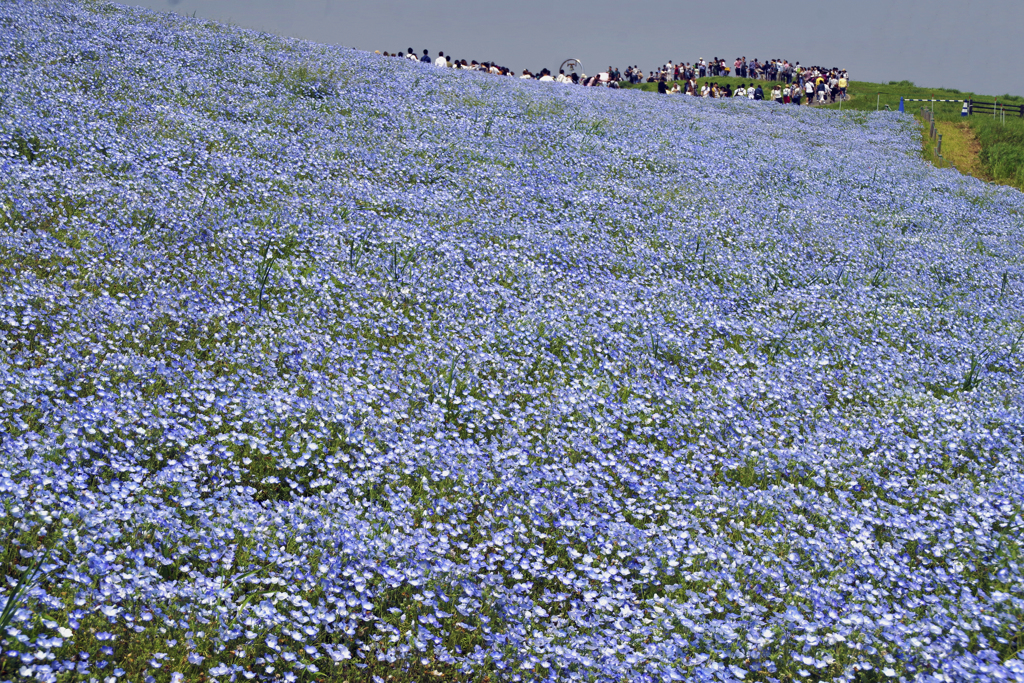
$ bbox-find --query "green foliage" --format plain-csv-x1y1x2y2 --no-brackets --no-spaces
5,130,45,163
269,63,341,100
973,118,1024,189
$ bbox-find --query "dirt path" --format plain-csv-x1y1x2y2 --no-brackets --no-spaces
931,120,988,179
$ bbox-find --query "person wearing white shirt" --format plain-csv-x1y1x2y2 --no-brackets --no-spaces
434,51,448,68
406,48,418,62
700,83,710,97
735,86,746,98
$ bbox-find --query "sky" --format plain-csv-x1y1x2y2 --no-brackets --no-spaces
128,0,1022,98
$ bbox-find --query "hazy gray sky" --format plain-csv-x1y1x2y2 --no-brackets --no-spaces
128,0,1022,97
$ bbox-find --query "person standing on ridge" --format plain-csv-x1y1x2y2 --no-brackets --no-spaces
434,51,448,67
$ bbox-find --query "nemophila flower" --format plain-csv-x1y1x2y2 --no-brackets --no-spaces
1,1,1024,682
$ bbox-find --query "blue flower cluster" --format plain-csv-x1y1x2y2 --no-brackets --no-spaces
2,2,1024,682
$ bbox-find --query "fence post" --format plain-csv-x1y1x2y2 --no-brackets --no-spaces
936,134,942,158
899,96,904,113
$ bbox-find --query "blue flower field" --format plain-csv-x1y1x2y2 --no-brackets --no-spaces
2,2,1024,681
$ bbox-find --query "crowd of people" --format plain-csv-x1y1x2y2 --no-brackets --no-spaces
658,68,849,105
376,48,850,104
376,48,618,86
643,59,850,104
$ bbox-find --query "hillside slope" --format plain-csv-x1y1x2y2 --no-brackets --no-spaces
3,2,1024,682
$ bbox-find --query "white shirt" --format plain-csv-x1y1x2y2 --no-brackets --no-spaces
539,75,554,82
406,53,418,62
434,56,447,67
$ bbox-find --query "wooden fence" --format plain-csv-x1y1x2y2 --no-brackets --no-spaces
967,99,1024,117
